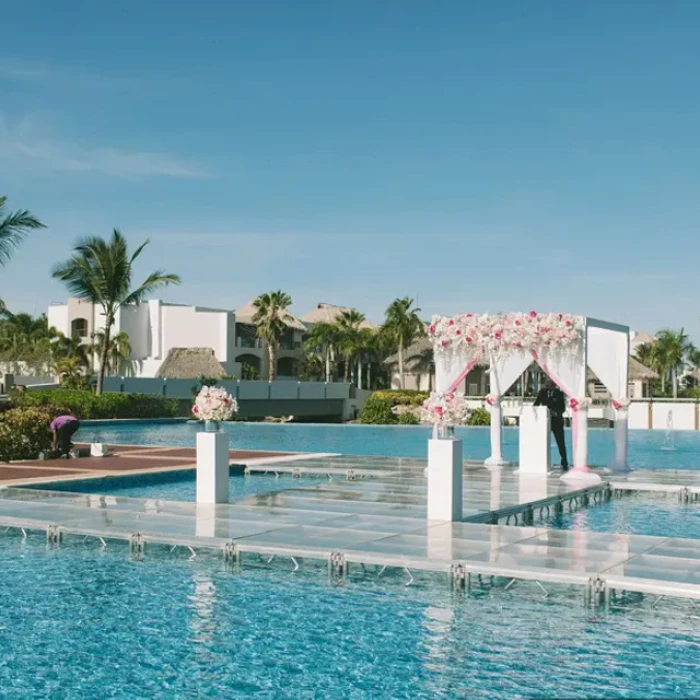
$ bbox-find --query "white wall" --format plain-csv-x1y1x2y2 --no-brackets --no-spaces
117,304,150,359
161,306,228,362
47,304,69,335
651,401,695,431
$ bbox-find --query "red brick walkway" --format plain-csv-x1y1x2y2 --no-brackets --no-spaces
0,444,300,486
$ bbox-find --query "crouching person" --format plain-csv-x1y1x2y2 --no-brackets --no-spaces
50,410,80,458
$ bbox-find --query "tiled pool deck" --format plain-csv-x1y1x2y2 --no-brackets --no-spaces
1,450,700,605
0,444,310,486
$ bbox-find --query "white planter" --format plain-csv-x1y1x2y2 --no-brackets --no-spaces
427,438,463,522
196,430,230,504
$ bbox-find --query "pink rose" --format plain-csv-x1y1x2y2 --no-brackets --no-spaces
494,331,502,339
530,311,537,318
441,340,448,347
448,319,454,326
466,336,472,343
565,320,572,327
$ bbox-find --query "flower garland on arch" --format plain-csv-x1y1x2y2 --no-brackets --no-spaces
428,311,585,359
420,392,470,426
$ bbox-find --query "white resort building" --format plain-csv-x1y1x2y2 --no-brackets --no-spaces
47,299,238,378
232,301,307,380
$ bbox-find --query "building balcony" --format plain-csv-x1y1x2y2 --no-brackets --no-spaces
236,336,261,349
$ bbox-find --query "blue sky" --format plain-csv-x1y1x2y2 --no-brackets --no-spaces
1,1,698,336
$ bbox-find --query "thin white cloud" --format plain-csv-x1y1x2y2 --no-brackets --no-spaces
0,60,48,81
0,115,210,178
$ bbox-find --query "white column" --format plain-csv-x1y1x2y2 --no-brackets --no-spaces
196,430,230,504
518,405,550,474
573,407,588,470
427,438,463,521
562,407,601,483
611,407,629,472
485,398,509,466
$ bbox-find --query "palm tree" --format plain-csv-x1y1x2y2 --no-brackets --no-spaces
0,196,46,267
335,309,365,383
52,229,180,394
687,347,700,387
634,342,657,372
655,329,693,398
92,330,132,375
382,297,425,390
304,322,339,383
252,290,293,381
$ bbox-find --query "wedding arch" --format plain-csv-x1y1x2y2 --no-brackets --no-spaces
428,312,630,476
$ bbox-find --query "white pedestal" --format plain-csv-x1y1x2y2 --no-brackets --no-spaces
518,406,551,474
195,503,217,537
427,438,463,522
561,407,601,483
611,409,630,472
519,473,550,504
196,431,230,504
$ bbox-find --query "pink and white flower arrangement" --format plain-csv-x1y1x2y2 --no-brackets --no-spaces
428,312,584,357
420,392,470,426
192,386,238,423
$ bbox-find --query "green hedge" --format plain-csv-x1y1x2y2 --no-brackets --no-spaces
359,396,398,424
397,412,419,425
0,407,54,461
371,390,430,407
9,389,180,420
467,407,491,426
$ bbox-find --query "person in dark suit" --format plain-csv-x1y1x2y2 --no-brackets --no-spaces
534,380,569,471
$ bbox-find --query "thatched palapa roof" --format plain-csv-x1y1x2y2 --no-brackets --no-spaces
301,303,377,330
234,301,307,332
156,348,226,379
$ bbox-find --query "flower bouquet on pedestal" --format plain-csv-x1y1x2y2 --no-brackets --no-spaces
420,392,470,439
192,386,238,431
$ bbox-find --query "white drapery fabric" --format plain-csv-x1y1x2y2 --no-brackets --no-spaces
434,349,481,394
587,325,630,471
533,345,589,471
587,326,628,401
486,350,533,465
489,350,533,398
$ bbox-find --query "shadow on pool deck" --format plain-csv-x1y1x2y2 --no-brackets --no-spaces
0,444,302,487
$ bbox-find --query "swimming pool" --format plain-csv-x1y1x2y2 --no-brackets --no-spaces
76,421,700,470
1,531,699,700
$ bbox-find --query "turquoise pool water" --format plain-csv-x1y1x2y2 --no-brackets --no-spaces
76,421,700,470
2,532,699,700
548,492,700,539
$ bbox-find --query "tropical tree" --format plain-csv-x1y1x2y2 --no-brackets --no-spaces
381,297,425,390
297,352,326,382
687,346,700,387
0,196,46,267
335,309,365,383
655,329,693,398
304,322,340,383
634,342,657,373
92,330,132,375
252,290,293,381
52,229,180,394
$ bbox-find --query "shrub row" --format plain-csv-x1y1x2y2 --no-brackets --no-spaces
359,392,492,426
0,407,54,461
371,390,430,407
9,389,180,420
